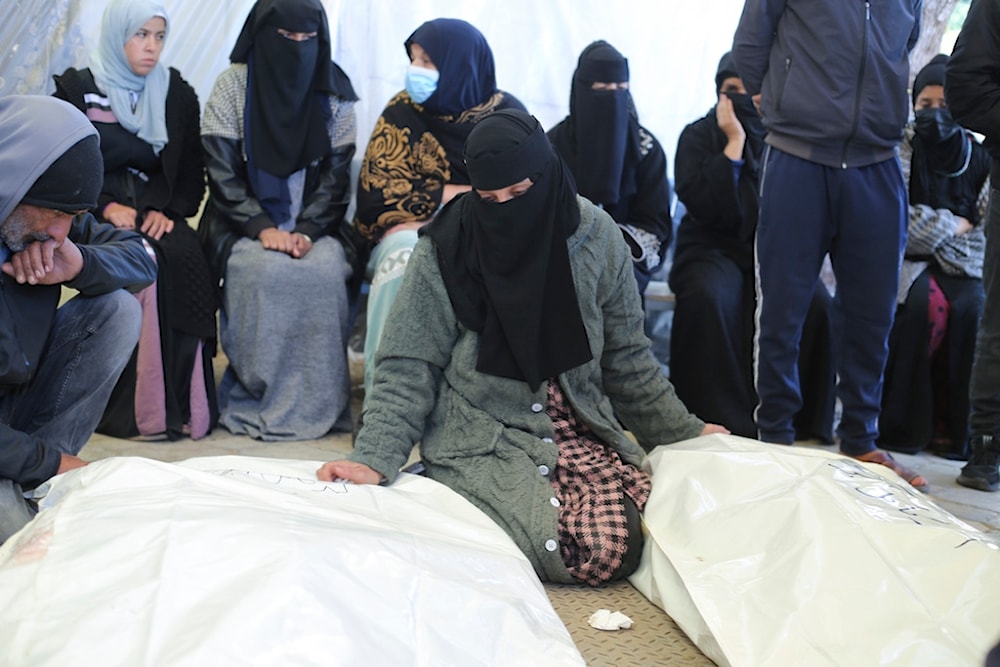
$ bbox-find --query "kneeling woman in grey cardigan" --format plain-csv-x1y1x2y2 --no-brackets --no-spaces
318,109,725,586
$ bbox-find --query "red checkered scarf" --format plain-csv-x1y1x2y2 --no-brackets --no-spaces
546,380,651,585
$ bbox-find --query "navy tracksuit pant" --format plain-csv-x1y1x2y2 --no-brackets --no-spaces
753,147,907,454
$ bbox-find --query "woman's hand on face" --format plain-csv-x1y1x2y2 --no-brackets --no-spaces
258,228,297,255
140,210,174,240
717,94,747,161
104,203,138,230
716,94,745,140
316,460,384,485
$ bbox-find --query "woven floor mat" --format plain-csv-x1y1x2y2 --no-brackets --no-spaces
545,580,714,666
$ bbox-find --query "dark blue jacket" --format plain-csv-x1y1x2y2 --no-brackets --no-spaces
732,0,921,168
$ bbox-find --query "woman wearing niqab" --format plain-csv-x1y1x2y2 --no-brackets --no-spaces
668,52,836,443
547,40,673,295
320,109,724,586
879,54,991,461
199,0,359,441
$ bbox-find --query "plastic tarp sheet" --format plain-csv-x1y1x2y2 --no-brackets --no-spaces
0,456,584,666
630,435,1000,667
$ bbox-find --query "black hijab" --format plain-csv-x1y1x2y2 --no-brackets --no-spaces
912,54,948,109
230,0,357,179
909,55,978,220
550,41,640,208
421,109,592,390
712,52,765,243
715,51,766,163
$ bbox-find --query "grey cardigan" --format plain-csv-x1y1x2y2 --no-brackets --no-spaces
350,196,704,583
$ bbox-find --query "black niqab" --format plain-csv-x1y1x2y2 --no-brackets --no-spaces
421,109,592,390
908,55,979,219
551,41,640,208
911,107,976,219
230,0,357,178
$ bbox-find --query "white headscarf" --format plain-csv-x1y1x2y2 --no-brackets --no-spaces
90,0,170,155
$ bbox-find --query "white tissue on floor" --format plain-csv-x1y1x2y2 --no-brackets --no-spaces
588,608,634,631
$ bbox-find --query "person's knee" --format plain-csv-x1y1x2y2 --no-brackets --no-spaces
56,291,143,369
89,290,143,348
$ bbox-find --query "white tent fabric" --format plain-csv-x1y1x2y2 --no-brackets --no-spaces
0,0,746,177
630,435,1000,667
0,456,584,666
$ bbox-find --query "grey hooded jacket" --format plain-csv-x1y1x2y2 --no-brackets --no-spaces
0,95,156,486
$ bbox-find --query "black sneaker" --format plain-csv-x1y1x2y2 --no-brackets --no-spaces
957,434,1000,492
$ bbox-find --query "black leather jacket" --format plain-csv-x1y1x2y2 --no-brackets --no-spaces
198,136,366,293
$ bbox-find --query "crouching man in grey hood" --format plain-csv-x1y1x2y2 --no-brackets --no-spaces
0,95,157,544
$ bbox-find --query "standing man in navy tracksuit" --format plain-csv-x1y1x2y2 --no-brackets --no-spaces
732,0,927,489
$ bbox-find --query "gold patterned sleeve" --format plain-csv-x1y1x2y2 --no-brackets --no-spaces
354,95,452,241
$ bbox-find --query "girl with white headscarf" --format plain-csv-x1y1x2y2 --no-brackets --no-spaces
89,0,170,156
54,0,218,442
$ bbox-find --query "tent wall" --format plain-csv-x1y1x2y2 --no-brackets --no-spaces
1,0,744,181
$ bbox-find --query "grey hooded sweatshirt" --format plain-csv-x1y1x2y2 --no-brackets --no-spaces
0,95,156,487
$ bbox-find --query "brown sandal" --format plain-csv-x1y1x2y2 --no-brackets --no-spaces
850,449,930,492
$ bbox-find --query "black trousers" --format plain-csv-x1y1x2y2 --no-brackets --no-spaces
879,268,984,458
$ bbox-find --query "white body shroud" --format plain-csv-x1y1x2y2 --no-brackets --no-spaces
631,435,1000,667
0,456,583,667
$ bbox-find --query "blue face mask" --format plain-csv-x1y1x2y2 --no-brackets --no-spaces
405,65,439,104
